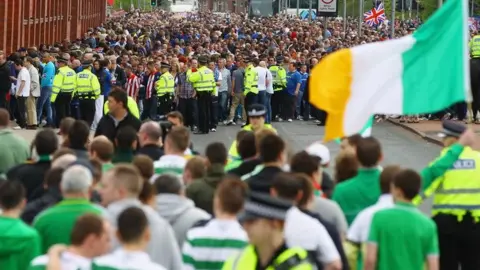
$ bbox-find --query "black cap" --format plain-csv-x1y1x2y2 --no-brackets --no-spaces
238,192,292,222
198,55,208,64
248,104,266,117
81,60,93,66
438,120,466,138
161,62,171,69
276,55,284,63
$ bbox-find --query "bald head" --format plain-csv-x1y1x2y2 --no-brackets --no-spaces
72,59,81,68
0,109,9,127
139,121,161,145
83,53,94,61
259,61,266,68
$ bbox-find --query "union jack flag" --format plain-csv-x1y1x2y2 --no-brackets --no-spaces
364,3,386,27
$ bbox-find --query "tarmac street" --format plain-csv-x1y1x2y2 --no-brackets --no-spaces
15,121,441,214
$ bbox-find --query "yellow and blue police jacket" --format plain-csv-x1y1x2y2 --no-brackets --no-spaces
51,66,76,102
413,144,480,220
222,244,314,270
227,124,277,160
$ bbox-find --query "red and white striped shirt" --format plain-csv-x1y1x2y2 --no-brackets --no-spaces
146,71,157,99
125,74,140,99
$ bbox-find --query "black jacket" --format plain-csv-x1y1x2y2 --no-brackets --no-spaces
7,160,52,201
245,166,283,194
227,158,261,177
21,188,62,224
0,61,11,93
137,144,164,161
94,112,141,142
111,66,127,87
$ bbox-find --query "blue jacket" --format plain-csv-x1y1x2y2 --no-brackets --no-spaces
300,72,308,92
41,62,55,88
286,71,301,96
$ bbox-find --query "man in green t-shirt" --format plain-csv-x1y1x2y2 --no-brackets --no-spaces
365,169,439,270
33,165,104,253
332,137,383,225
0,180,41,270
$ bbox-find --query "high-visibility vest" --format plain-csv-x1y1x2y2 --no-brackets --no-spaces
470,35,480,58
269,65,287,91
74,69,101,100
222,244,314,270
104,96,140,119
244,64,259,95
414,146,480,221
51,66,76,102
155,71,175,96
188,66,215,92
228,124,277,159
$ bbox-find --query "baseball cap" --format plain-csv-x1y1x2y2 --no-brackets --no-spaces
305,142,330,166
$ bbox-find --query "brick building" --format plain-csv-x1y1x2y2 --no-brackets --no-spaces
0,0,108,55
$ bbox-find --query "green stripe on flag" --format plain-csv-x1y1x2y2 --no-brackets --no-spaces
335,116,373,144
402,0,469,113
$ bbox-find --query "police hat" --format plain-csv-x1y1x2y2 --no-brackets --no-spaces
198,55,208,64
81,60,93,66
161,62,171,69
438,120,466,138
238,192,292,222
248,104,266,117
57,55,69,63
276,55,284,63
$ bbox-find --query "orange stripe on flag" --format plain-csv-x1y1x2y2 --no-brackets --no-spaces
309,49,353,142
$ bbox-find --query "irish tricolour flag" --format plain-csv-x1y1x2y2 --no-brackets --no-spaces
310,0,471,142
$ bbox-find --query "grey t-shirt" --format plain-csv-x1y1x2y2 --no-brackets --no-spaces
311,197,348,235
232,68,245,94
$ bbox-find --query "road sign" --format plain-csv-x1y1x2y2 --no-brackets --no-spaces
318,0,338,17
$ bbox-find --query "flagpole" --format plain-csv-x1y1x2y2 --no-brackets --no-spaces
358,0,363,36
343,0,347,32
391,0,396,38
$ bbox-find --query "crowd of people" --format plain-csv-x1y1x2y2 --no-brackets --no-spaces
0,10,426,133
0,6,477,270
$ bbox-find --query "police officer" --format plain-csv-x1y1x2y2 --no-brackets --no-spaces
413,120,480,270
189,55,215,134
222,192,315,270
470,33,480,123
51,55,76,127
228,104,277,159
155,62,175,117
244,57,259,125
74,60,100,127
269,55,287,121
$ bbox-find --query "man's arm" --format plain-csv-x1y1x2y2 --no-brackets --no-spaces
364,243,378,270
16,79,26,97
420,143,464,191
365,214,380,270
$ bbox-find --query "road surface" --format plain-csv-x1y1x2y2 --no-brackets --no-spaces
15,120,440,213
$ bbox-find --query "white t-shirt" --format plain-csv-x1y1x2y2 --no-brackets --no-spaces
285,206,340,265
347,194,394,243
16,67,31,97
255,66,268,91
266,69,273,94
214,71,222,97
